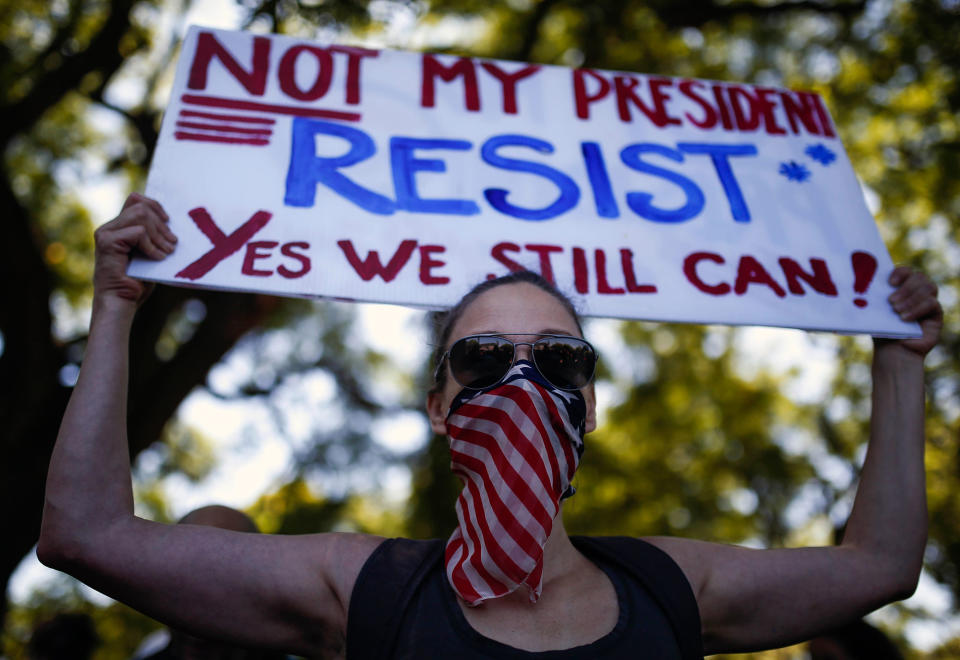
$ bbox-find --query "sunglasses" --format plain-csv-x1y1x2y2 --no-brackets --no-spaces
437,333,598,391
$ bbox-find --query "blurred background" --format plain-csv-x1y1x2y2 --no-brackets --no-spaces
1,0,958,657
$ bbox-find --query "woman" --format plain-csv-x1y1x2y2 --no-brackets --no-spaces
39,193,942,658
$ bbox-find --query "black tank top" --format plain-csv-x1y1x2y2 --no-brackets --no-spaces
346,536,703,659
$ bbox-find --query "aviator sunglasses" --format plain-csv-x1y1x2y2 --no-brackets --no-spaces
437,334,598,391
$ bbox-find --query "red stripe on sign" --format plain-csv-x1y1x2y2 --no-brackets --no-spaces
180,109,276,124
181,94,362,121
174,132,270,146
175,120,273,136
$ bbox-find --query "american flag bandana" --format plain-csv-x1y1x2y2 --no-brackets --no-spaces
443,360,587,606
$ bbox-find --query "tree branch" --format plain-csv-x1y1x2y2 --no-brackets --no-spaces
513,0,564,62
11,0,86,83
0,0,136,148
127,289,278,456
652,0,867,29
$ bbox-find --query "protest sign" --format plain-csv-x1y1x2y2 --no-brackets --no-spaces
129,25,920,336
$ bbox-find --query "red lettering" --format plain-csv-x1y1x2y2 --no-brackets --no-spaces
421,54,480,111
679,80,718,129
330,45,378,105
614,75,673,127
620,249,657,293
851,251,877,308
755,87,786,135
711,84,734,130
278,241,311,279
241,241,277,276
683,251,731,295
778,257,837,296
490,242,525,277
480,62,541,114
810,93,836,138
648,78,682,126
278,46,333,101
419,245,449,285
573,69,611,120
595,249,624,294
188,32,270,96
780,90,820,135
176,208,272,281
572,247,589,294
734,255,786,297
728,86,761,132
337,239,417,282
524,244,563,284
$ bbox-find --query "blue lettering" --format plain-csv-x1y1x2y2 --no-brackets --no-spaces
620,143,704,223
677,142,757,222
481,135,580,221
284,118,394,215
389,137,479,215
581,142,619,218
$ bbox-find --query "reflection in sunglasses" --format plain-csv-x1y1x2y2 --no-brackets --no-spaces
445,334,597,391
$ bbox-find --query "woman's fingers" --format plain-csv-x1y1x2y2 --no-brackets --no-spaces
143,222,176,255
93,195,175,306
884,267,943,357
889,273,938,322
101,195,177,258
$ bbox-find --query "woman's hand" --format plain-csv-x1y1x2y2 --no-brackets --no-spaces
93,193,176,308
878,266,942,359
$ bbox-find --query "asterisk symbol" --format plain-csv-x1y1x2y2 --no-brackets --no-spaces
779,161,811,182
805,144,836,165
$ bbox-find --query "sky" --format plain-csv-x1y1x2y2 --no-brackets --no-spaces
9,0,959,651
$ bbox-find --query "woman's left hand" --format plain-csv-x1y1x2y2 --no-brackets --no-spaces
879,266,942,358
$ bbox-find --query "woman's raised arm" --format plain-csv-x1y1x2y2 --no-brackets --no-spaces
37,194,381,657
649,266,942,654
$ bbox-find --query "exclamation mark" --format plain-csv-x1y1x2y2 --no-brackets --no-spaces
851,251,877,308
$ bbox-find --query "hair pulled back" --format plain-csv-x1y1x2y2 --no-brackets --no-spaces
429,270,584,394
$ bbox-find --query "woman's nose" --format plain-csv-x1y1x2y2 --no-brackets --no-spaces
514,342,534,361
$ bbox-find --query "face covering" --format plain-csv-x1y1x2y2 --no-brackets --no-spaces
443,360,586,606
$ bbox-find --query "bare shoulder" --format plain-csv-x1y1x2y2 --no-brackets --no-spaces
641,535,716,597
313,532,388,611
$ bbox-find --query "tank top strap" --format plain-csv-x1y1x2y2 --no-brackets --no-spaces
346,537,445,659
571,536,703,660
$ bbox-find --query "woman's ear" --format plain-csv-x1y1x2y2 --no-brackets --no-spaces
426,391,449,435
583,383,597,434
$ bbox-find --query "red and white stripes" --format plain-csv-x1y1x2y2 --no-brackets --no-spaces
173,93,362,146
444,367,584,606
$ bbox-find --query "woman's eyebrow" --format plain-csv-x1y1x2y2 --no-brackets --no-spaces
472,329,579,337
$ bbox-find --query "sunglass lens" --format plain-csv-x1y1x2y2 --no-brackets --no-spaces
449,336,514,389
533,338,596,390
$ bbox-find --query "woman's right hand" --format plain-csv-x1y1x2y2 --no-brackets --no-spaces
93,193,176,308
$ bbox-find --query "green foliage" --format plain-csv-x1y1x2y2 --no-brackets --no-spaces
2,576,161,660
566,323,816,546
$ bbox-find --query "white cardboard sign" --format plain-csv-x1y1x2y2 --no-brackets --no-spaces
130,25,919,336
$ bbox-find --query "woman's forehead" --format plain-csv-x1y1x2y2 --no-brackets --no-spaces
449,283,581,341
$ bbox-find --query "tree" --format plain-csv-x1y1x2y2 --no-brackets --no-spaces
0,0,409,638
